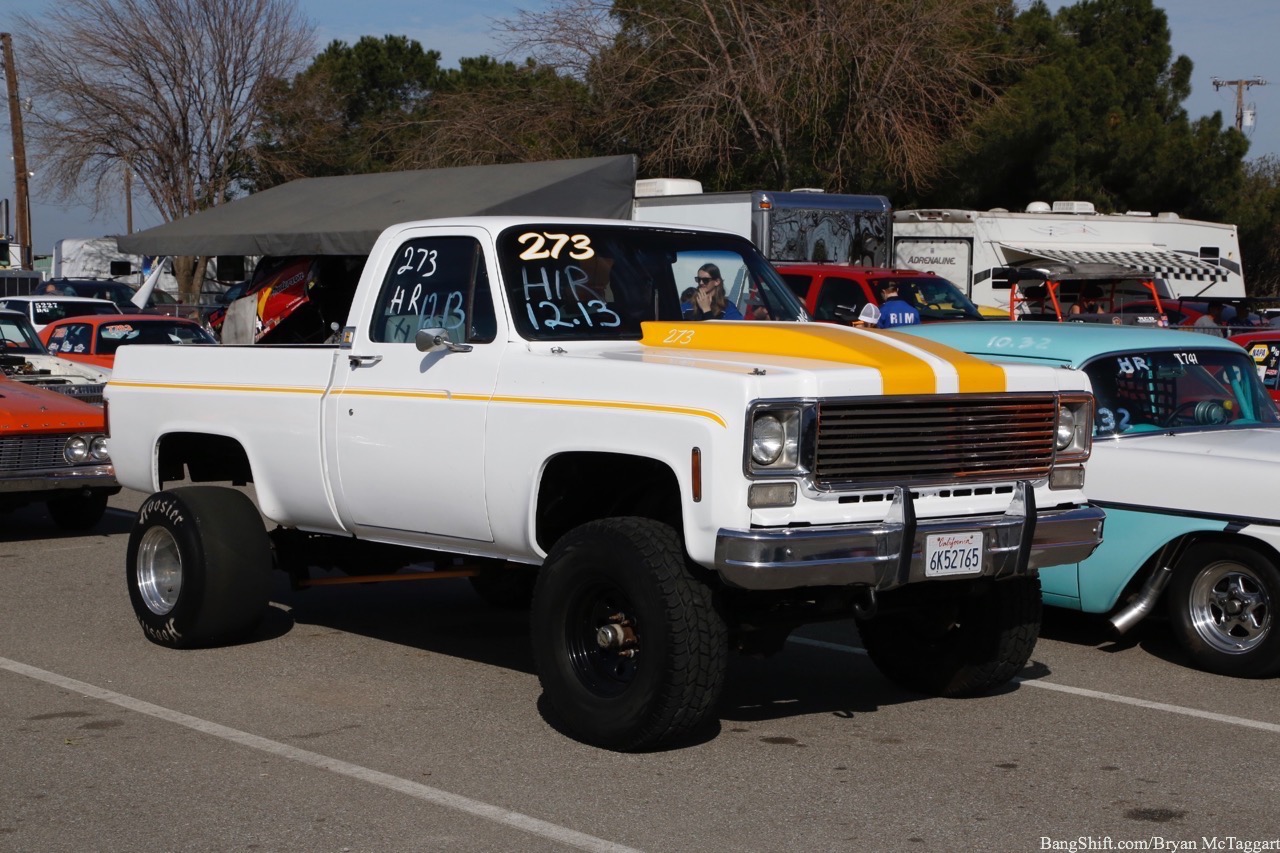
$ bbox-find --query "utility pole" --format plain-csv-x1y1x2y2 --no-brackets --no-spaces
0,33,32,270
124,161,133,234
1212,76,1269,132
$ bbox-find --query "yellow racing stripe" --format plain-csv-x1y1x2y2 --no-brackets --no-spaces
108,381,725,426
882,330,1007,393
640,321,1005,395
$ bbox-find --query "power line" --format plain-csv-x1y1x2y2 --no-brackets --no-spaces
1212,76,1268,132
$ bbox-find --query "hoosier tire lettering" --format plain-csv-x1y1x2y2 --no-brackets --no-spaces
126,487,272,649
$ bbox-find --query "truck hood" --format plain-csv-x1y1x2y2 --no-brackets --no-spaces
1089,428,1280,521
618,321,1080,396
0,377,105,432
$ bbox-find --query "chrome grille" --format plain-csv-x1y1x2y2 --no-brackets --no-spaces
814,395,1058,487
15,380,106,405
0,434,72,472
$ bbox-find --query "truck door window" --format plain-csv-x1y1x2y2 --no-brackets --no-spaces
370,236,496,345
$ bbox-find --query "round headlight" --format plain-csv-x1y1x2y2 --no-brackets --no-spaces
90,436,110,461
1055,405,1077,451
752,414,786,466
64,435,90,463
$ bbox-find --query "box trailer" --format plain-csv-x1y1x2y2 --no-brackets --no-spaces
892,201,1244,311
632,180,894,267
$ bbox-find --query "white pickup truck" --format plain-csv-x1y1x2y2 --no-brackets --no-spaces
106,217,1104,750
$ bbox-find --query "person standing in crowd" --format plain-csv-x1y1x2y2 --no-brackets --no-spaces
1070,286,1105,315
691,263,743,320
877,281,920,329
1193,302,1226,336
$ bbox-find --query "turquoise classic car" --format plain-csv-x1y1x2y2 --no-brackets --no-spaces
899,321,1280,677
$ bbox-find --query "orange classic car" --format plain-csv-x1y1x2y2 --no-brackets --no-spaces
40,313,217,370
0,376,119,529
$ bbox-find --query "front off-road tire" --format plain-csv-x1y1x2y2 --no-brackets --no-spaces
855,576,1041,696
530,517,728,751
1167,542,1280,678
126,487,272,649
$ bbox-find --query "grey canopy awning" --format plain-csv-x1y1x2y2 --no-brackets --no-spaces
116,155,638,257
999,244,1227,282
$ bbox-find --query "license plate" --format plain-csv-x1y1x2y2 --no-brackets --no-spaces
924,531,984,577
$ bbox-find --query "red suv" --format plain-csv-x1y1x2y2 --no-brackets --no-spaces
774,264,984,323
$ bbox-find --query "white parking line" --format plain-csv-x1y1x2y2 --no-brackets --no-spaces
788,636,1280,734
0,656,643,853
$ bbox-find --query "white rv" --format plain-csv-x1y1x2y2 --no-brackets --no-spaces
51,237,247,299
632,179,894,266
892,201,1244,310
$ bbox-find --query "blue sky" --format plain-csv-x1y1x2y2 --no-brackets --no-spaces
1,0,1277,254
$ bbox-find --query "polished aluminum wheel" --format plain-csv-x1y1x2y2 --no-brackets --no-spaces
136,525,183,615
1188,560,1272,655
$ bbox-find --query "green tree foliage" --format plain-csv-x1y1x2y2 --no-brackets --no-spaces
1234,156,1280,295
251,35,444,188
913,0,1249,221
251,38,595,187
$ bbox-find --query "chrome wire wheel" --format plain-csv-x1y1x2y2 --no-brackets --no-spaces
1187,560,1272,656
136,525,183,615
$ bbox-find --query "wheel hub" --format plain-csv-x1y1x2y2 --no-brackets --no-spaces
567,588,641,697
596,618,638,657
1190,564,1271,654
136,525,183,615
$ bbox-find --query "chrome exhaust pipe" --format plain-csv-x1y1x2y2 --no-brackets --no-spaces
1109,562,1174,635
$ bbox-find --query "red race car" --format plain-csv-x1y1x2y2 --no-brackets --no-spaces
40,314,216,371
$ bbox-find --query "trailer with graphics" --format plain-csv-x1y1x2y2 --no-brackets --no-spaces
632,180,893,267
892,201,1244,312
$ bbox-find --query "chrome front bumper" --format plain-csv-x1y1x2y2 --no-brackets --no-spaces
715,483,1104,591
0,464,119,494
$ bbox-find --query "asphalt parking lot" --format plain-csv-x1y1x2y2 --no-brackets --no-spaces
3,489,1280,852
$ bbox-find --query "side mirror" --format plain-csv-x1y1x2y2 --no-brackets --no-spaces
415,327,473,354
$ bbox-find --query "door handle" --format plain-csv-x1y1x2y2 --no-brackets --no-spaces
348,354,383,367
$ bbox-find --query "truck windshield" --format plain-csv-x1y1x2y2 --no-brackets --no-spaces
1084,348,1280,437
497,224,807,340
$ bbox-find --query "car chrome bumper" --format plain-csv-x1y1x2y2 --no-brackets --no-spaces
0,464,119,494
714,483,1104,591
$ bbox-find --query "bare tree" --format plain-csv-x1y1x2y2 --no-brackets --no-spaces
398,64,597,170
16,0,313,300
502,0,1017,191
